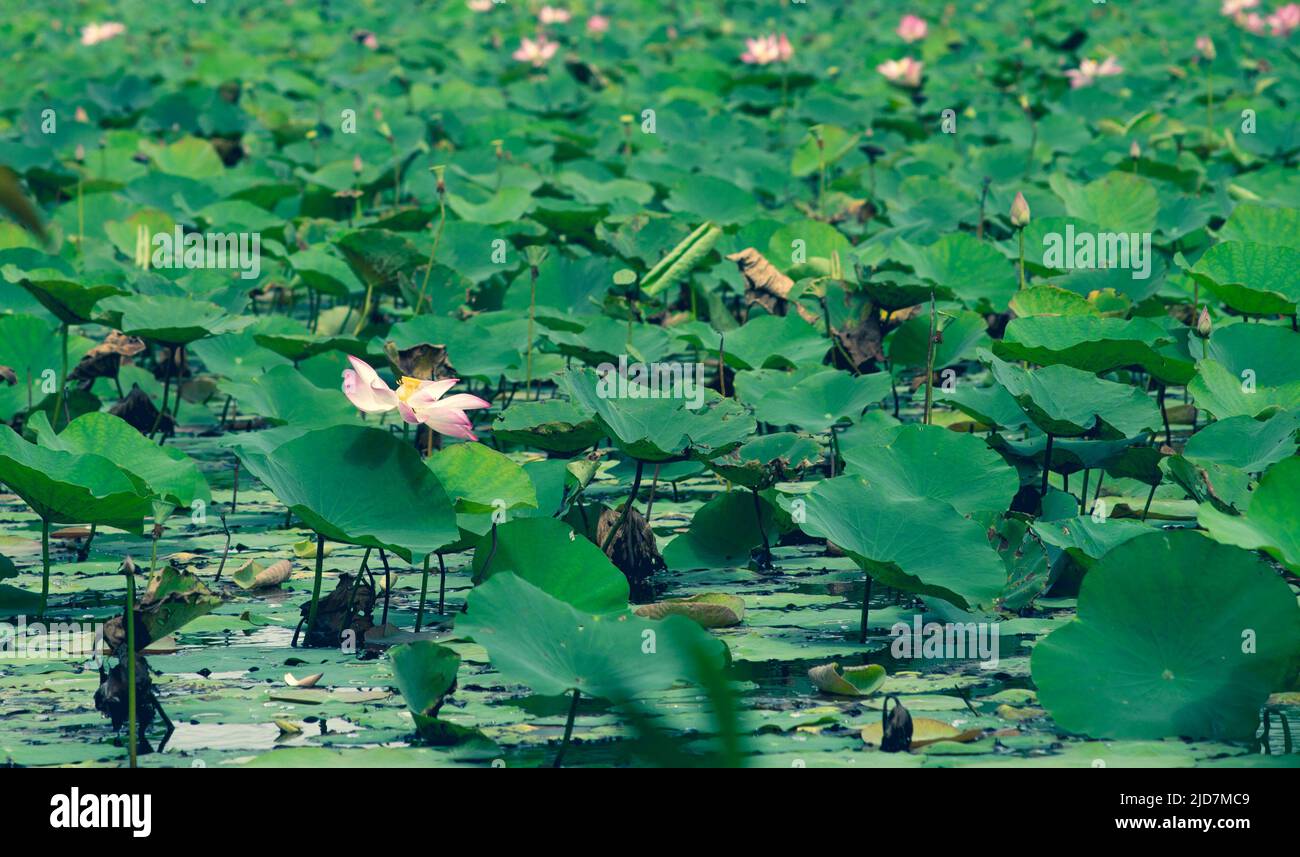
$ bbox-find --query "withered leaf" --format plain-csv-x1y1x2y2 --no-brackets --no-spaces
726,247,821,325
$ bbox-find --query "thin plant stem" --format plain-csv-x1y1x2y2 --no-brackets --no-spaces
125,562,137,769
38,518,50,619
553,689,581,768
304,533,325,641
415,554,431,632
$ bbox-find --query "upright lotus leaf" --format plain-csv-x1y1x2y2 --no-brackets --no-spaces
427,442,537,514
389,640,461,737
662,490,777,571
985,351,1161,439
993,316,1194,385
458,572,729,701
17,278,126,325
1216,203,1300,249
334,229,424,293
97,293,252,345
1031,516,1151,565
639,221,722,296
676,314,830,371
289,246,364,299
28,412,210,513
1182,411,1300,473
1201,323,1300,387
841,424,1018,516
0,425,149,532
706,432,821,490
888,309,990,371
980,513,1050,611
1189,359,1300,419
1198,457,1300,573
1031,530,1300,740
491,399,603,453
1007,285,1100,318
1162,455,1251,513
234,425,458,563
992,433,1145,478
734,367,891,434
221,364,358,427
895,233,1015,311
253,331,368,364
929,378,1029,430
563,367,755,462
470,517,628,612
545,317,674,366
799,476,1006,610
1050,172,1159,234
1186,242,1300,315
0,313,80,421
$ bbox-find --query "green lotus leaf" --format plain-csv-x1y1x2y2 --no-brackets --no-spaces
470,517,628,613
985,351,1161,438
706,432,821,490
233,424,458,563
428,442,537,515
389,640,461,739
1182,411,1300,473
895,233,1015,312
1187,242,1300,315
1198,457,1300,573
808,662,886,697
1216,203,1300,250
888,309,990,371
1031,530,1300,740
1189,359,1300,419
98,293,252,345
1050,172,1159,234
491,399,604,453
994,316,1194,385
289,246,365,299
137,564,223,643
17,278,126,325
662,490,776,571
734,367,891,434
221,364,358,427
458,572,729,702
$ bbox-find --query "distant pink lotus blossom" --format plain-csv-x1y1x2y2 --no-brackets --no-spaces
877,57,923,87
896,14,928,43
513,35,559,66
740,33,792,65
1240,11,1268,32
587,14,610,34
467,0,493,11
539,6,571,24
1196,35,1216,60
1065,56,1123,89
80,22,125,46
1269,3,1300,35
1221,0,1258,13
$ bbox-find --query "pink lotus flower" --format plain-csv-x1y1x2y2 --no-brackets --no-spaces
539,6,571,25
587,15,610,34
513,35,559,66
896,14,928,43
1221,0,1258,13
1196,35,1216,60
740,33,792,65
1269,3,1300,35
80,22,125,46
1065,56,1123,89
876,57,923,88
1241,11,1268,32
467,0,494,11
342,357,490,441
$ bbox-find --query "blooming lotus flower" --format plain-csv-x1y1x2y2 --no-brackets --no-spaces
80,22,125,46
539,6,571,24
587,14,610,34
1065,56,1122,89
513,35,559,66
741,33,792,65
877,57,923,88
1221,0,1258,13
342,357,490,441
896,14,928,43
1269,3,1300,36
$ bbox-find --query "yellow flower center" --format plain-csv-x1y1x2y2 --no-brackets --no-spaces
397,377,423,403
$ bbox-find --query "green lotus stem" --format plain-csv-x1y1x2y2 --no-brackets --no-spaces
751,489,772,570
553,689,581,768
1141,482,1157,522
149,353,172,440
859,575,873,645
51,323,68,429
437,552,448,616
305,532,325,639
125,562,137,769
353,283,374,336
1040,433,1054,498
601,460,644,552
923,292,937,426
38,518,50,619
1017,228,1026,291
149,522,161,576
415,553,431,632
1204,65,1213,147
524,263,538,397
415,186,447,315
76,175,84,269
378,548,392,627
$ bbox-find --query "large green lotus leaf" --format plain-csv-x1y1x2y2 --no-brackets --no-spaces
1201,323,1300,389
458,572,728,702
334,229,424,292
253,330,368,363
888,309,990,371
1187,242,1300,315
842,424,1018,516
97,293,252,345
895,233,1015,312
662,490,775,571
0,314,64,421
234,425,458,563
799,476,1005,610
0,426,149,532
994,316,1194,385
664,175,759,226
564,367,755,462
1216,203,1300,250
141,136,225,180
381,313,522,383
544,316,674,365
491,399,603,453
1182,411,1299,473
28,412,209,511
1031,516,1152,564
389,640,461,729
189,315,296,381
734,367,891,434
1007,285,1100,318
1162,455,1251,514
790,125,859,177
706,432,820,490
447,186,535,224
17,278,126,325
1199,457,1300,573
993,433,1147,477
986,351,1160,438
767,220,852,279
929,378,1029,430
1188,359,1300,419
1031,530,1300,740
221,364,358,427
428,442,536,514
1049,172,1159,233
678,313,829,371
469,517,627,613
289,246,365,299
